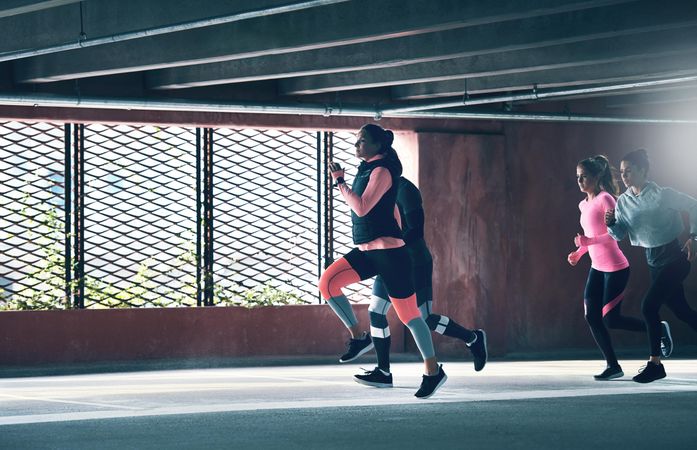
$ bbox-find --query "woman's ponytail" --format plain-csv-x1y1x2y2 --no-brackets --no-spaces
578,154,619,197
593,155,619,197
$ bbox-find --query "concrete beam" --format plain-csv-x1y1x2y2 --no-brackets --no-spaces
604,85,697,107
0,0,82,19
279,27,697,95
506,82,697,106
144,0,692,91
391,51,697,100
0,0,346,61
13,0,634,83
0,4,81,56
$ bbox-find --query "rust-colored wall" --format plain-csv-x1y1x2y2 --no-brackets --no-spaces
418,133,511,356
416,123,697,357
0,305,405,365
2,105,696,362
503,121,697,354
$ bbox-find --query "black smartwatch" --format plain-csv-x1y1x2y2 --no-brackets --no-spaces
333,177,345,187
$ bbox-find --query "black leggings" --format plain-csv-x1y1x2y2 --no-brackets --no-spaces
584,267,644,366
643,256,697,356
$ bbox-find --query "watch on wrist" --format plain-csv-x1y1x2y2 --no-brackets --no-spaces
333,177,345,187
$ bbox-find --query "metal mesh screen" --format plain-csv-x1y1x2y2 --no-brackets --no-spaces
82,124,197,308
212,128,318,304
1,123,373,309
0,121,66,309
330,131,372,303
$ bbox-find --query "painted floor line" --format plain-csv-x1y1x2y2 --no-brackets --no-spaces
2,382,697,426
0,393,143,410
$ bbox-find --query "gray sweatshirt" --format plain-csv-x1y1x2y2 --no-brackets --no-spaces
608,181,697,249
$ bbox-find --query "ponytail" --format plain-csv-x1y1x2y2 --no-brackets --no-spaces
578,154,619,197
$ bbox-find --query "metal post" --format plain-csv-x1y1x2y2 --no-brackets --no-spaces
202,128,215,306
73,123,85,309
196,128,202,307
323,132,334,270
64,124,71,308
315,131,322,303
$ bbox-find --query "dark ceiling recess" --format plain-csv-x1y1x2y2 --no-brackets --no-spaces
1,0,697,122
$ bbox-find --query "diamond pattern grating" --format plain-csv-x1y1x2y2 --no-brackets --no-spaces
1,122,373,309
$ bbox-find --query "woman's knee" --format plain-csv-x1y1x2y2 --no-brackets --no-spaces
318,258,357,300
391,295,421,324
318,270,333,299
602,314,618,329
584,301,601,324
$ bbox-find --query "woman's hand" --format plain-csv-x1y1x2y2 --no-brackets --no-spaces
682,237,697,261
604,208,616,226
329,162,344,181
574,233,589,247
567,251,582,266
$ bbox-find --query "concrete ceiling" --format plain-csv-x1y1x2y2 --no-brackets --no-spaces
1,0,697,119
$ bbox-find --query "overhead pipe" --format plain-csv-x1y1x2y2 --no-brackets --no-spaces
382,75,697,114
0,0,350,63
1,92,697,124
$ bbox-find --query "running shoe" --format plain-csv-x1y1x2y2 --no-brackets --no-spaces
660,321,673,358
594,365,624,380
354,367,393,388
467,329,488,372
414,365,447,399
339,332,374,363
632,361,666,383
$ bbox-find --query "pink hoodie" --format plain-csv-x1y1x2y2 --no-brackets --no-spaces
577,191,629,272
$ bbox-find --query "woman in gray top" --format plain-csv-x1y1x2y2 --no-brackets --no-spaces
606,148,697,383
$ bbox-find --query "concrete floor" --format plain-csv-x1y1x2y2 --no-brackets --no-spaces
1,359,696,449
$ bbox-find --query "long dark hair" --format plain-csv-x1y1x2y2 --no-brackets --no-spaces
578,154,619,196
621,148,650,173
361,123,402,175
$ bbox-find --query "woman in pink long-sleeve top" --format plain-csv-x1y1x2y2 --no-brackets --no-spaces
567,155,658,380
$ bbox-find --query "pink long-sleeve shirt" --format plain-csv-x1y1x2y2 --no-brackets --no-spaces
577,191,629,272
337,155,405,251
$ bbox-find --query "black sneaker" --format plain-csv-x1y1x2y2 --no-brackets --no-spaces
593,365,624,380
660,321,673,358
414,365,447,399
632,361,666,383
338,332,374,363
467,329,488,372
354,367,393,388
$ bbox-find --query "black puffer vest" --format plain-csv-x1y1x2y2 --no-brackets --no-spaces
351,158,402,245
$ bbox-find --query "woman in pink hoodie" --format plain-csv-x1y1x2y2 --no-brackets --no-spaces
567,155,654,380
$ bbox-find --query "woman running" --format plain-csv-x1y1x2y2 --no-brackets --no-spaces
568,155,655,381
318,124,446,398
606,148,697,383
355,176,487,388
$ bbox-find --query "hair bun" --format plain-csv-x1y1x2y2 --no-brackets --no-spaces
384,130,394,147
592,155,609,168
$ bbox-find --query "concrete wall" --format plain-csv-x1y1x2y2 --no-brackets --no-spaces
0,305,405,365
418,132,511,356
2,105,696,363
415,122,697,357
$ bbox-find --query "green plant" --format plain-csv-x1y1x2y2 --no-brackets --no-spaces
2,197,69,310
216,282,309,308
